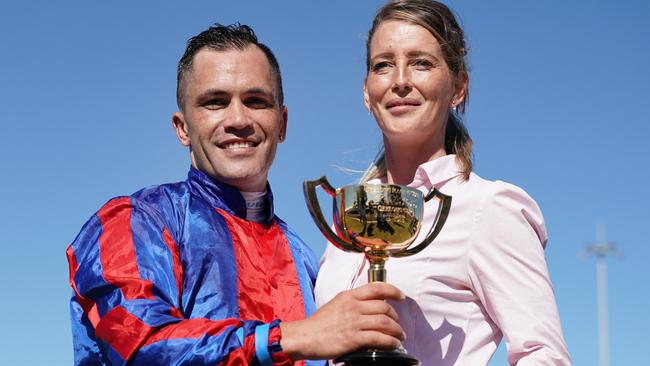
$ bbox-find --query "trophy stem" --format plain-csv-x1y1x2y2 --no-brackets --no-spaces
366,251,388,283
368,261,386,282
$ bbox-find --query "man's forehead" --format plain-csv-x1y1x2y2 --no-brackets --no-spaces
192,47,272,80
181,46,276,98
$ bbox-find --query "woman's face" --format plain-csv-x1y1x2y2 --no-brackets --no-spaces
364,20,465,145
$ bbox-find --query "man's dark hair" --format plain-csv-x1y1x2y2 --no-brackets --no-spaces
176,23,284,109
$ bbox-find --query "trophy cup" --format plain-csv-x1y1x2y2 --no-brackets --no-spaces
303,176,452,366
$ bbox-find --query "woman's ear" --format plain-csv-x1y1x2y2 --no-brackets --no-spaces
451,71,468,107
363,78,371,112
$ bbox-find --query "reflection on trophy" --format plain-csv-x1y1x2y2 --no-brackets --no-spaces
303,176,452,366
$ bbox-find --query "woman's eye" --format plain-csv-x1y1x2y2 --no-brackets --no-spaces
412,59,433,69
372,61,391,72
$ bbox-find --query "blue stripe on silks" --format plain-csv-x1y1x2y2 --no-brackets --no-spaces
70,296,103,365
277,220,319,317
134,328,243,365
104,341,126,366
255,324,273,366
236,327,244,344
70,214,113,312
128,199,181,309
180,199,240,320
120,300,182,328
69,213,103,267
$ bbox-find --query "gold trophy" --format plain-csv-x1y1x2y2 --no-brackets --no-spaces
303,176,451,366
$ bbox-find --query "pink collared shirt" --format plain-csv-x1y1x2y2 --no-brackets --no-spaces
315,155,571,365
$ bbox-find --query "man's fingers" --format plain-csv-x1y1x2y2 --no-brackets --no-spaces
351,282,405,301
357,314,405,341
357,299,399,322
356,330,403,351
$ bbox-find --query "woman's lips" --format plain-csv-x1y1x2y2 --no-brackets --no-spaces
386,98,421,115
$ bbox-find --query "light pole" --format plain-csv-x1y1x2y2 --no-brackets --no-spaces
580,224,622,366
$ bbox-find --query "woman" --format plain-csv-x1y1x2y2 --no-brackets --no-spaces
314,1,571,365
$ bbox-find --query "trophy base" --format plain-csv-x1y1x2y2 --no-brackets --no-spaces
334,349,419,366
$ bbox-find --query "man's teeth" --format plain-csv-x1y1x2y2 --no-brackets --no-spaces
224,141,254,149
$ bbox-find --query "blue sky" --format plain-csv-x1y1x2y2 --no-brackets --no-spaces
1,1,648,364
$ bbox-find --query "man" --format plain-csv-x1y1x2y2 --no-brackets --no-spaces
67,24,405,365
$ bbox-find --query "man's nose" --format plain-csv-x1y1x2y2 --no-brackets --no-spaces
223,100,252,129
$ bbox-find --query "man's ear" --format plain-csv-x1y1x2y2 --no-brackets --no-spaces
278,106,288,142
172,112,191,147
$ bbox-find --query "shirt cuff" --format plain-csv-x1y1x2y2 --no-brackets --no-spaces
265,319,294,366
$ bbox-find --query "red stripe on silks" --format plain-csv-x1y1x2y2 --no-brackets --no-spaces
95,306,154,361
142,318,241,346
97,198,155,301
218,334,256,366
170,306,183,319
66,245,101,327
88,303,100,326
218,349,248,366
218,209,306,323
162,228,183,307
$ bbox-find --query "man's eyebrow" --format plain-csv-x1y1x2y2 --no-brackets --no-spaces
196,89,229,100
244,87,274,97
194,87,275,102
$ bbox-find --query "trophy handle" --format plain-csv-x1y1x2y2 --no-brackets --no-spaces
303,176,360,253
393,187,452,257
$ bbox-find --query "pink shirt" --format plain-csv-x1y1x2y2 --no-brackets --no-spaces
314,155,571,365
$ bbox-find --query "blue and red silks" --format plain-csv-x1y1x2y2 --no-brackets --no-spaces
66,167,319,366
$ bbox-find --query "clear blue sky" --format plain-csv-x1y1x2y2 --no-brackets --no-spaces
1,1,648,364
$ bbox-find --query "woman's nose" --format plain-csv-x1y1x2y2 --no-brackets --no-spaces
392,66,412,94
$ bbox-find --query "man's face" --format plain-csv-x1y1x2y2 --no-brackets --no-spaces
173,46,287,192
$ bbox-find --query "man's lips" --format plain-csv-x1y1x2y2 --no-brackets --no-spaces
218,139,260,149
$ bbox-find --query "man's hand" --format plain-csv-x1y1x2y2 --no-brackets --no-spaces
280,282,405,360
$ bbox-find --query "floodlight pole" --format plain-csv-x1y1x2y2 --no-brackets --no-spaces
581,224,621,366
596,254,608,366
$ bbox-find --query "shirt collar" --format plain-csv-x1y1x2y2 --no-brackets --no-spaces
187,166,275,222
407,154,462,190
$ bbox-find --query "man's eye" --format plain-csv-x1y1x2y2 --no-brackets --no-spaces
245,97,272,109
203,99,228,109
371,61,391,72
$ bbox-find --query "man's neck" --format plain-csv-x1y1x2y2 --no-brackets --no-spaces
240,190,268,223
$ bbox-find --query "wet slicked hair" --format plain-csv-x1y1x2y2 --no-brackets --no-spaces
176,23,284,110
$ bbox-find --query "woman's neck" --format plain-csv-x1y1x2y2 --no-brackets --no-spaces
383,136,446,185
